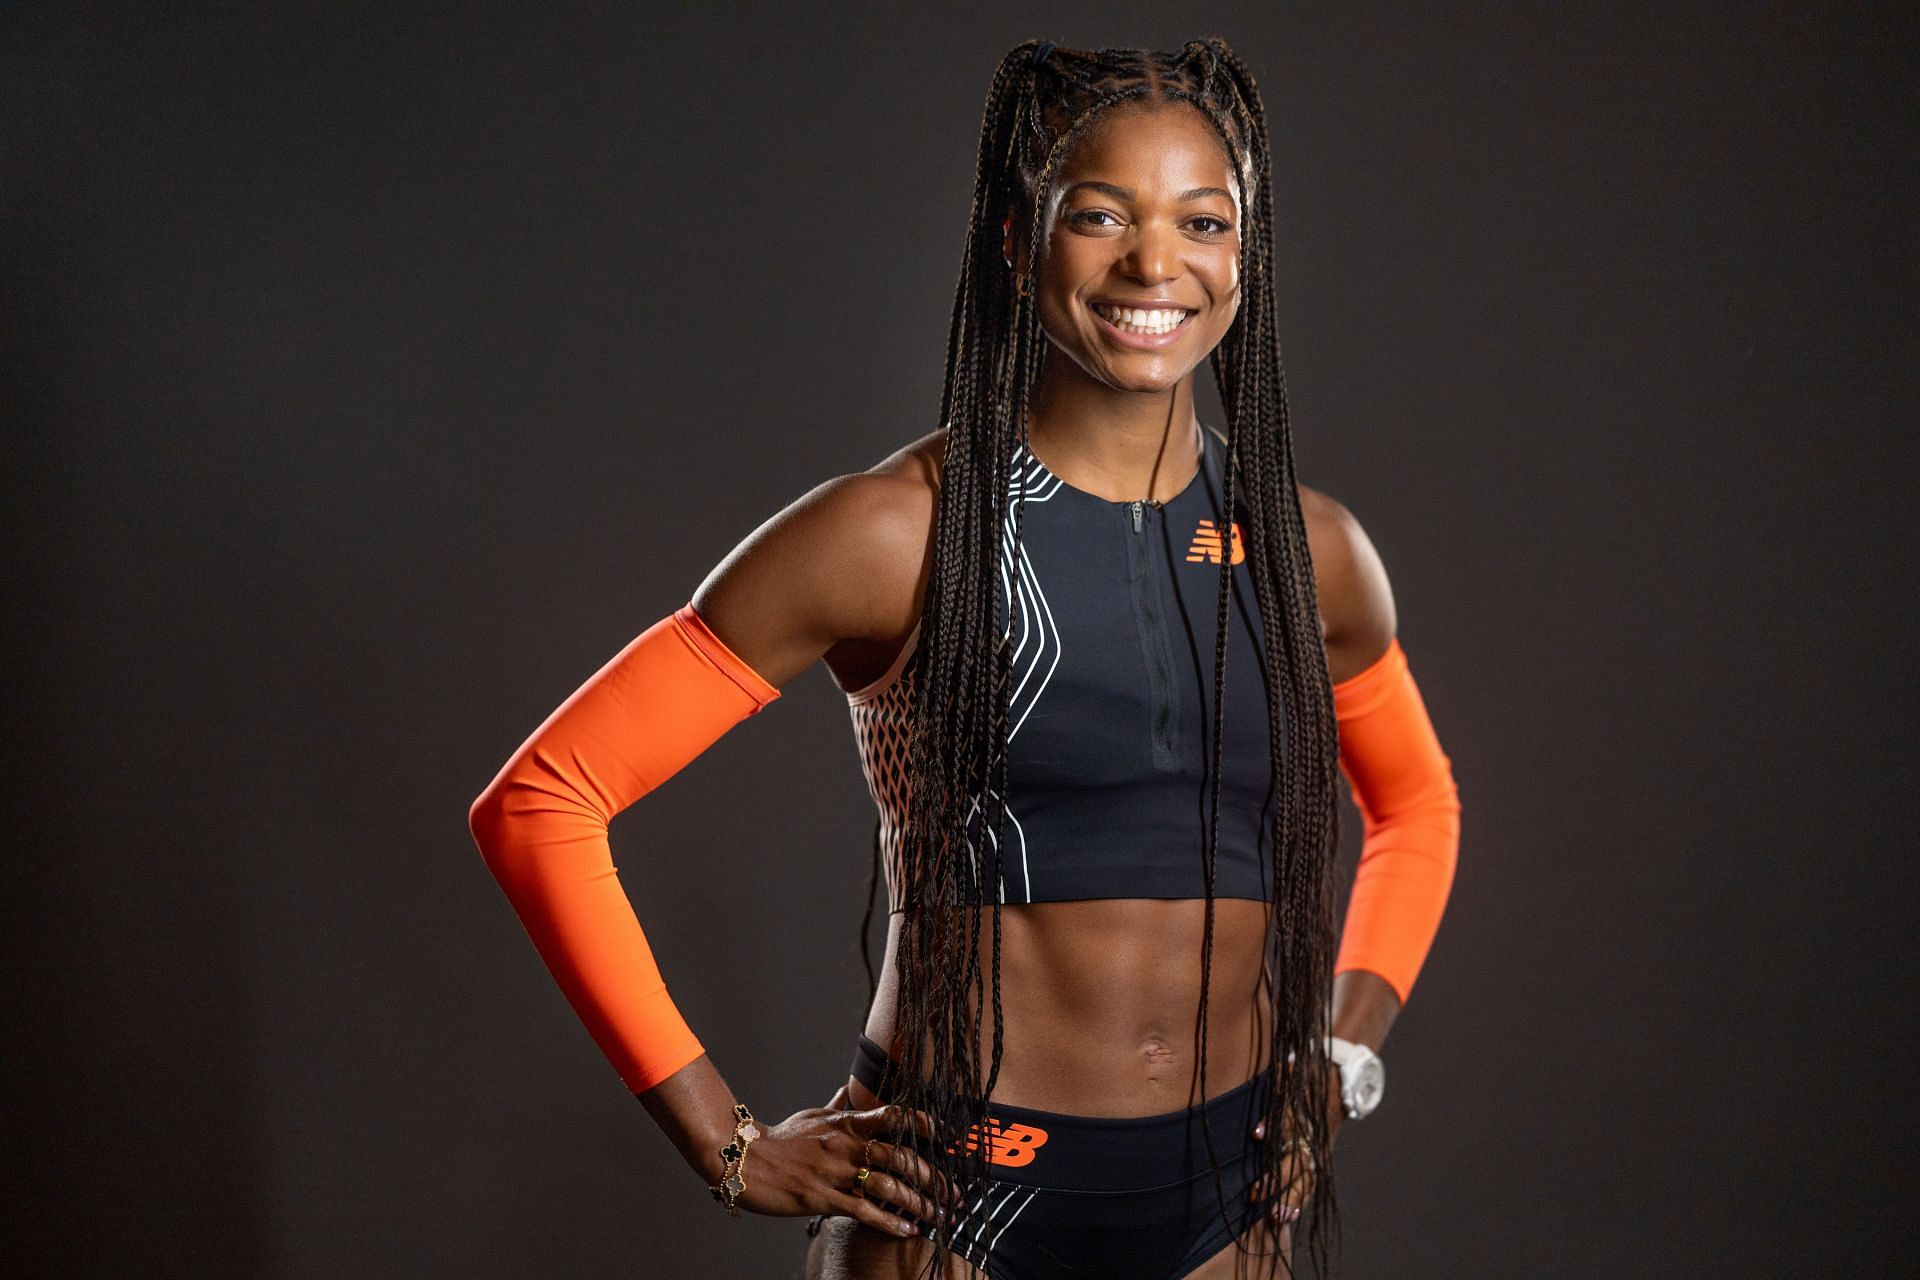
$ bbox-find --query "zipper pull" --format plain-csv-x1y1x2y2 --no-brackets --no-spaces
1130,500,1143,533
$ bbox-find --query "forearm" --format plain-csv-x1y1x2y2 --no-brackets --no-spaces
635,1054,748,1186
469,779,707,1091
1330,968,1400,1054
467,604,781,1093
1330,795,1459,1003
1328,637,1462,1010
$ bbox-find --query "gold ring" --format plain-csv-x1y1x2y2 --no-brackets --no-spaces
853,1166,872,1194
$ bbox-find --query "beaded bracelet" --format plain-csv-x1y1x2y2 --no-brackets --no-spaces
707,1103,762,1217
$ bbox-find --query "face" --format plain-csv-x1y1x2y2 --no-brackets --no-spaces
1025,102,1243,394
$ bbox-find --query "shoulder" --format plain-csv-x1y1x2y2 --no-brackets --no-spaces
687,429,943,688
1296,483,1398,683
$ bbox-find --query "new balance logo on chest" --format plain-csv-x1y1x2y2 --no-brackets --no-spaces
1185,517,1245,565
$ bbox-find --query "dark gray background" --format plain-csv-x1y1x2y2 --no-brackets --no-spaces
4,2,1914,1276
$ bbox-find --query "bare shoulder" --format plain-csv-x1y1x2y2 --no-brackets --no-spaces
1297,483,1398,683
687,429,944,692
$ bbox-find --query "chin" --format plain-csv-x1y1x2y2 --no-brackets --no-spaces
1107,373,1185,395
1099,359,1191,395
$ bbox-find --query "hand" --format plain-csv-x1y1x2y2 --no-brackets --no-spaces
729,1101,965,1241
1246,1067,1346,1231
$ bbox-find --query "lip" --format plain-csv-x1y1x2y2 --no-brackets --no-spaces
1089,302,1197,351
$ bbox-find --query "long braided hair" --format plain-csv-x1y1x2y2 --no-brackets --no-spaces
858,37,1344,1279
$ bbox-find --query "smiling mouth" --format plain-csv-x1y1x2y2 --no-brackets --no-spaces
1089,303,1196,336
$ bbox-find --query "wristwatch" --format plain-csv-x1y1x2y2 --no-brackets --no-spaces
1326,1036,1385,1120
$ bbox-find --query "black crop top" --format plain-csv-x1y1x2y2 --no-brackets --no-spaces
846,424,1283,911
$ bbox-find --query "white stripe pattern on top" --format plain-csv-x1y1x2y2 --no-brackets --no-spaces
846,443,1065,911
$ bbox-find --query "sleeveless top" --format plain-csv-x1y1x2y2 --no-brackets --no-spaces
846,424,1283,912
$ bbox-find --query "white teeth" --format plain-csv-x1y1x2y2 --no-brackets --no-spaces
1096,304,1190,335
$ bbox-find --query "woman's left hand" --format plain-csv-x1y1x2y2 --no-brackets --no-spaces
1246,1066,1346,1230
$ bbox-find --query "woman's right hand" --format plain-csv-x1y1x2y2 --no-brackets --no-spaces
733,1103,963,1239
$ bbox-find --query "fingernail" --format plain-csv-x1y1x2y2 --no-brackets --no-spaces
1284,1205,1301,1223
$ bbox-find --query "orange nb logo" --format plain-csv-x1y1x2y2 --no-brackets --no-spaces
1185,518,1245,565
946,1119,1049,1168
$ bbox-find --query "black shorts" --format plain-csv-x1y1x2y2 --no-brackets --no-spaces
808,1033,1281,1279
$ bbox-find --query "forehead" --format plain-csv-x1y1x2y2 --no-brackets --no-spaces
1054,102,1238,201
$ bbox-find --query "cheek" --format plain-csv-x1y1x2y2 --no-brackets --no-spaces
1039,237,1099,301
1034,279,1079,349
1036,256,1101,342
1212,256,1243,327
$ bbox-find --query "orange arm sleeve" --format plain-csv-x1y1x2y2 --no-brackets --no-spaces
466,603,781,1094
1329,638,1462,1006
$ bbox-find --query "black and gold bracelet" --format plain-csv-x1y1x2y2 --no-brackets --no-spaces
707,1103,762,1217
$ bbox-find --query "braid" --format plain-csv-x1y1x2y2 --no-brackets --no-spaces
1195,37,1348,1278
876,38,1345,1279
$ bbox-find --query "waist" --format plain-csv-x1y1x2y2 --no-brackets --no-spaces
850,1032,1274,1192
861,897,1274,1115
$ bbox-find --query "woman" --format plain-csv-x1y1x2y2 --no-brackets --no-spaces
468,38,1460,1280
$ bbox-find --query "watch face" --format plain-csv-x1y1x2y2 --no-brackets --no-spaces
1350,1059,1384,1117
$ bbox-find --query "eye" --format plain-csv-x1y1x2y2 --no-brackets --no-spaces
1068,208,1123,229
1188,215,1233,236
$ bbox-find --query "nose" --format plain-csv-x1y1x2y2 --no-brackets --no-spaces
1119,221,1180,286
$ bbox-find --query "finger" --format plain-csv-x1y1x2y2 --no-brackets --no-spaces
824,1083,851,1112
856,1168,947,1232
1282,1148,1317,1193
870,1140,966,1209
831,1189,920,1240
1254,1210,1296,1266
853,1104,941,1143
1277,1142,1316,1192
1247,1143,1318,1205
1278,1173,1315,1217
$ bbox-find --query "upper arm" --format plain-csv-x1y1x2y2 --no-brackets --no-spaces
684,452,936,691
1299,484,1398,685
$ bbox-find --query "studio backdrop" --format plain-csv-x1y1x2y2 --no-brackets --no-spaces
3,2,1913,1276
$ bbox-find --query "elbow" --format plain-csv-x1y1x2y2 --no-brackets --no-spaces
467,779,513,870
466,765,611,883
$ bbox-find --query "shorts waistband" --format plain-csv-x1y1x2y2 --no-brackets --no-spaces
847,1033,1272,1193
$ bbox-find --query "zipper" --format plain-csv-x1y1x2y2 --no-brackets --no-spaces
1126,499,1180,771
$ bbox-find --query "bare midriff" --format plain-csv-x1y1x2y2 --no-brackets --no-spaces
849,896,1275,1118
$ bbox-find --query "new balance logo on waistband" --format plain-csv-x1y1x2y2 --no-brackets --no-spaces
946,1118,1050,1168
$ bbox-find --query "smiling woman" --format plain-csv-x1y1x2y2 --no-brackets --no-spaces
469,34,1460,1280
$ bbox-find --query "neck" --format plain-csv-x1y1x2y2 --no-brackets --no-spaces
1024,354,1203,506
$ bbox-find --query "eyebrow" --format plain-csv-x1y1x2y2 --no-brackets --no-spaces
1062,180,1236,203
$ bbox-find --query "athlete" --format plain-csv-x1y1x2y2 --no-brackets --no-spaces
468,38,1461,1280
